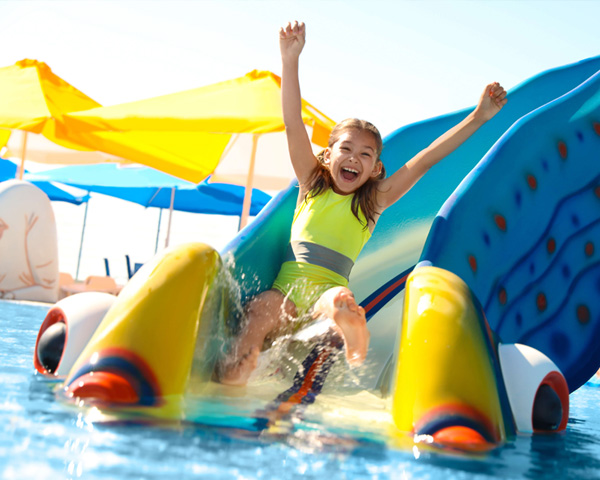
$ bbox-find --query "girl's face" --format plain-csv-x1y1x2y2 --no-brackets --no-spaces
324,129,382,195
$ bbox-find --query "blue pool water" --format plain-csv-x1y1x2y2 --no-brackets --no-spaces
2,301,600,479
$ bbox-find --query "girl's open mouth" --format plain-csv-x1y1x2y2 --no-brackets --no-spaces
341,167,359,181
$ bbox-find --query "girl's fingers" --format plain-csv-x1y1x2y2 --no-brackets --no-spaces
481,82,507,108
493,90,506,102
281,21,305,39
491,87,506,101
495,94,508,107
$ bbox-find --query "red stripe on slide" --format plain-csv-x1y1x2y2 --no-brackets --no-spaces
287,351,331,404
364,274,409,314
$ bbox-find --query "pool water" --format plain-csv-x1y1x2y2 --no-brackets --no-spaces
2,301,600,479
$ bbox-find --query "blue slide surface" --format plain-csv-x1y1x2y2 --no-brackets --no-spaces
419,64,600,393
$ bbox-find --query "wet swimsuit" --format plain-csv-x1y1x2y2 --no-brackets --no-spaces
272,188,371,314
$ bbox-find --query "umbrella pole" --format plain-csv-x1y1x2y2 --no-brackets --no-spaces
164,187,175,248
155,208,163,254
238,134,259,230
17,131,28,180
75,193,90,281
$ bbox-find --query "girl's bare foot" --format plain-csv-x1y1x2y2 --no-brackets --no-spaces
313,287,370,366
218,346,260,386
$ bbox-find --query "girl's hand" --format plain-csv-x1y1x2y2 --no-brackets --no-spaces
474,82,507,122
280,21,306,61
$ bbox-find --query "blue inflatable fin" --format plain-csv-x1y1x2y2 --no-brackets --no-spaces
418,67,600,392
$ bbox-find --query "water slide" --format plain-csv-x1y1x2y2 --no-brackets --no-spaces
222,55,600,390
33,55,600,448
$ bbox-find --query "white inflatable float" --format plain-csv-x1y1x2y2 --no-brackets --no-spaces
0,180,59,303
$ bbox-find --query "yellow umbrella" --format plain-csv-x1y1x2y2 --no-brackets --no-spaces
0,129,9,152
0,59,123,176
1,128,126,166
61,70,335,228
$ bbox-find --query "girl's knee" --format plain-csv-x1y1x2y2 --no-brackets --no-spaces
247,289,289,312
245,289,297,328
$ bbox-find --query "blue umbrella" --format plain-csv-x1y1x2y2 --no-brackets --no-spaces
27,164,272,277
0,158,88,205
27,163,270,215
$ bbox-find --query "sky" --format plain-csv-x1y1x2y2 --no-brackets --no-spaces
2,0,600,137
1,0,599,280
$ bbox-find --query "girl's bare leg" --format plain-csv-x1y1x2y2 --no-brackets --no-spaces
218,289,297,386
313,287,370,366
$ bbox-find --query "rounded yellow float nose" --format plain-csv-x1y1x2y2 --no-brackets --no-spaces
392,266,514,449
63,243,222,406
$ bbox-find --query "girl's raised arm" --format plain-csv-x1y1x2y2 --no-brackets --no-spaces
376,82,507,210
280,21,318,190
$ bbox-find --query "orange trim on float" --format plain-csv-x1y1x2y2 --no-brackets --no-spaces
33,307,67,375
432,426,495,452
65,371,139,404
534,370,569,432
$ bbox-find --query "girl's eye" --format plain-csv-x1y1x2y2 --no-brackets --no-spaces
340,147,350,152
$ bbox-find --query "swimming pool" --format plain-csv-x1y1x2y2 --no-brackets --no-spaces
2,301,600,479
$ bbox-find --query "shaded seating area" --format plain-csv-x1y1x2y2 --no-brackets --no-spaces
58,272,74,300
60,275,122,297
59,272,74,286
125,255,143,279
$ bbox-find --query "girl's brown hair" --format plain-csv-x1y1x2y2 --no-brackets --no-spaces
307,118,385,228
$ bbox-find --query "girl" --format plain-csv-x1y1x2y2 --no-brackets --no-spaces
219,21,507,386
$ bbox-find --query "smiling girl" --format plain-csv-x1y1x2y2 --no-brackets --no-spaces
218,21,507,386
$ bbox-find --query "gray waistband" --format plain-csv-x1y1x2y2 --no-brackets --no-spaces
285,241,354,281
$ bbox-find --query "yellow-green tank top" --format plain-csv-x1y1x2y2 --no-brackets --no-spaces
290,188,371,262
272,188,371,312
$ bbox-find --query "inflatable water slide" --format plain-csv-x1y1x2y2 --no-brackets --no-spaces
34,55,600,449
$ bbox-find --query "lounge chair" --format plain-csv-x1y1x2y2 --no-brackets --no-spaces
58,272,75,299
125,255,143,279
61,275,122,297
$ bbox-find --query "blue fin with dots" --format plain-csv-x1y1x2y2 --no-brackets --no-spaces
417,67,600,392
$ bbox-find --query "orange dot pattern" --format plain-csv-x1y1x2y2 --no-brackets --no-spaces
471,126,600,318
537,293,547,312
547,238,556,254
498,288,507,305
494,214,507,232
558,141,567,159
576,305,590,324
585,242,594,257
468,255,477,273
